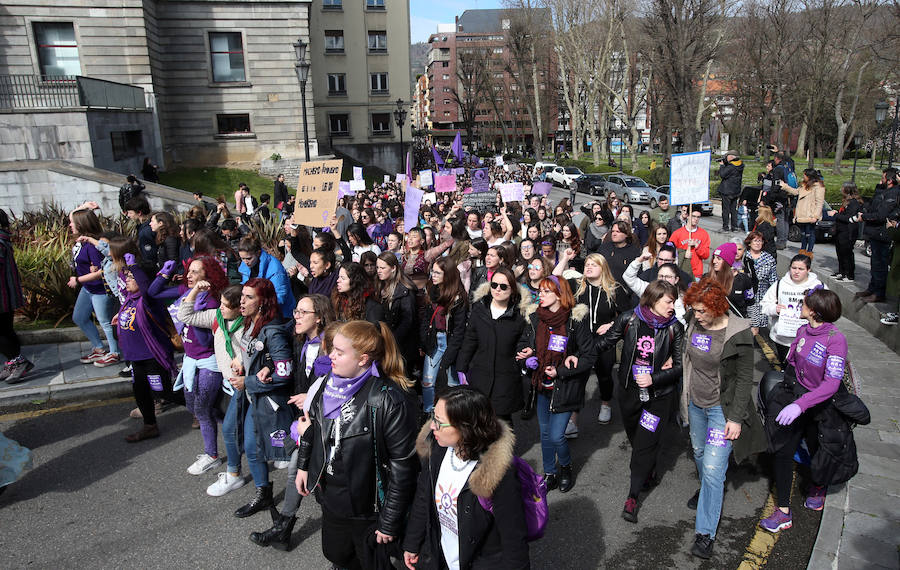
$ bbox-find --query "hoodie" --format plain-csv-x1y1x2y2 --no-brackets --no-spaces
759,271,823,347
786,322,847,412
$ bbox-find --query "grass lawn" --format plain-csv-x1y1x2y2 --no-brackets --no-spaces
13,317,75,330
158,158,390,203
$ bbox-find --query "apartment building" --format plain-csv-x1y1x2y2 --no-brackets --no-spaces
308,0,411,173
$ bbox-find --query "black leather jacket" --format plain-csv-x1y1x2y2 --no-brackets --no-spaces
596,310,684,399
297,373,419,537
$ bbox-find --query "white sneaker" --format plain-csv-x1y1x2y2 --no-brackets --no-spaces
188,454,223,475
598,403,612,424
273,460,291,470
564,419,579,439
206,471,246,496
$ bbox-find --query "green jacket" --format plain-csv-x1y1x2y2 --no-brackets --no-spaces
681,314,767,464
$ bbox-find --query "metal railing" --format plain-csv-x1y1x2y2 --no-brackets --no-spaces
0,75,146,111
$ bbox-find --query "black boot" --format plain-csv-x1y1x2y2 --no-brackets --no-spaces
270,515,298,551
543,473,559,491
234,485,273,518
559,464,575,493
249,508,297,550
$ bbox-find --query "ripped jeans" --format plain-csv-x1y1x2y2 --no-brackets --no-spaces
422,331,455,413
688,400,733,539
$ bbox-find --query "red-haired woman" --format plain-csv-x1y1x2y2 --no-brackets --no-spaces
595,280,684,523
681,278,765,559
519,276,595,493
231,278,296,519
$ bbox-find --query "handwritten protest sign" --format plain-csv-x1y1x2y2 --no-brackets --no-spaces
499,182,525,203
434,173,457,193
669,151,711,206
383,175,390,183
420,169,434,187
494,156,504,166
338,181,352,198
292,159,343,227
471,168,491,193
349,179,365,192
395,173,407,184
353,166,363,180
463,192,496,213
404,184,424,232
531,181,552,195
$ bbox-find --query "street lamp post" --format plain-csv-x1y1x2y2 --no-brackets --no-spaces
852,132,863,182
293,38,311,162
393,98,407,174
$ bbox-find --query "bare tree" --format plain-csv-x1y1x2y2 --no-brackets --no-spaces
450,47,491,149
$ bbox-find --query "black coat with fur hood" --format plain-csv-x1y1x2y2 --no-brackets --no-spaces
402,422,530,570
456,282,532,415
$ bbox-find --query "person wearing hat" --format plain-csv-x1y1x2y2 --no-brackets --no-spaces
717,151,745,233
703,242,755,319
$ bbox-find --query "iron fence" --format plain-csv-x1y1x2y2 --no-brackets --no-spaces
0,75,146,111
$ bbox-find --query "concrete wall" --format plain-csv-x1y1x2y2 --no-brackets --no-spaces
0,111,92,163
86,109,159,174
334,142,401,176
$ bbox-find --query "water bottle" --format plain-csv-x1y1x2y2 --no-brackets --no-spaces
639,387,650,402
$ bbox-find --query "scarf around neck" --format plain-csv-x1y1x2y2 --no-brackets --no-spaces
216,309,244,359
636,304,677,330
322,361,379,419
534,306,570,385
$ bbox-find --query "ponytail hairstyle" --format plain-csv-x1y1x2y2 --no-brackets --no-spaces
243,277,279,337
335,320,412,390
151,211,179,245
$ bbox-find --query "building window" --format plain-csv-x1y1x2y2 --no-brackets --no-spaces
329,114,349,135
323,0,342,9
370,72,388,94
443,111,451,117
209,32,246,83
492,48,503,54
327,73,346,95
502,19,511,30
110,130,142,161
325,31,344,54
366,0,385,9
443,99,450,105
33,22,80,77
441,62,448,68
442,87,450,93
368,31,387,53
217,113,251,134
442,74,450,80
371,113,391,135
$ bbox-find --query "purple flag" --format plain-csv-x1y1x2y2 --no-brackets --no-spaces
432,146,445,168
531,181,552,195
451,132,463,161
404,186,424,232
406,148,412,183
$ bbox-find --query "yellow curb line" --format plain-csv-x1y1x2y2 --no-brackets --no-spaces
0,396,133,423
739,472,796,569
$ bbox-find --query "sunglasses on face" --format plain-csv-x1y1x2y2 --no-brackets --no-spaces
490,282,510,291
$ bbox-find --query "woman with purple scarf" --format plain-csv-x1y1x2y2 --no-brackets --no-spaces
116,254,184,443
151,256,228,475
595,279,685,524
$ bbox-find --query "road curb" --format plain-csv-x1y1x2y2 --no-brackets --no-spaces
0,376,132,412
18,327,88,346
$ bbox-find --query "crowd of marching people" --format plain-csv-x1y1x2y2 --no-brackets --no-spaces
0,155,883,568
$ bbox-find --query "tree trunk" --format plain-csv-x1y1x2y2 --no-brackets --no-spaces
529,46,544,160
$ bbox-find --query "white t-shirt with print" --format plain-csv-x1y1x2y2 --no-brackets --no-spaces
435,447,478,570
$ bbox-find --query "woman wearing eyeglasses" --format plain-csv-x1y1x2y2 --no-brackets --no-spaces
680,278,764,559
421,258,468,413
456,267,531,425
518,276,595,493
402,386,529,570
513,238,538,280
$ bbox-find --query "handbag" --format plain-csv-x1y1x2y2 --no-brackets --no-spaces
521,375,538,420
144,305,184,352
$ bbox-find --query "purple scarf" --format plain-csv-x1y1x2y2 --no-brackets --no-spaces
636,304,677,330
321,361,379,419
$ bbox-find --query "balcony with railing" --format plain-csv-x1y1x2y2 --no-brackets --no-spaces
0,75,148,112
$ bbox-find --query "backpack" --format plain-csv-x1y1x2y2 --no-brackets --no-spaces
477,456,548,542
783,160,798,188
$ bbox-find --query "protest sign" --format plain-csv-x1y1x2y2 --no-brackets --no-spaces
451,167,465,175
395,173,407,184
434,173,457,193
353,166,363,180
383,175,390,183
463,192,496,213
422,191,437,205
471,168,491,193
349,179,365,192
669,151,711,206
531,181,552,195
292,159,343,227
420,169,434,187
338,181,352,198
404,185,424,232
499,182,525,203
494,156,504,166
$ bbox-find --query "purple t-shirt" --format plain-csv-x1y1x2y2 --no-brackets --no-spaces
787,322,848,411
116,297,154,362
72,242,106,295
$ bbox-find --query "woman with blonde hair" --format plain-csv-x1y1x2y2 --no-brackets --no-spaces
754,205,778,257
295,320,418,569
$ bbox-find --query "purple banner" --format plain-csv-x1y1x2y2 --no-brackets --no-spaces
404,186,424,232
471,168,491,193
531,181,552,195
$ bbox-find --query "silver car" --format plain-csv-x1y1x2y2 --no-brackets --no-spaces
651,185,714,215
604,175,653,204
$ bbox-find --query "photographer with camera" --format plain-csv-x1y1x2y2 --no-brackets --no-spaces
761,147,793,249
717,151,744,233
852,168,900,304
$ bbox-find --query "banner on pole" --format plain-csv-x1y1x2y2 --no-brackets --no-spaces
404,184,424,232
669,151,711,206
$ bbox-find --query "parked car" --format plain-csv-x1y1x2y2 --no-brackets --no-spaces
604,175,653,204
786,199,836,244
574,174,608,196
651,185,714,216
546,166,585,189
532,162,558,180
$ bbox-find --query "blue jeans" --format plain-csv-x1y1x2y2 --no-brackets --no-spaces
536,392,572,475
688,400,732,539
422,332,455,412
222,392,244,474
798,222,816,252
73,287,119,353
243,400,270,487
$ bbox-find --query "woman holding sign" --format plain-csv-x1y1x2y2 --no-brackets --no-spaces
680,278,763,560
760,254,823,363
594,280,684,522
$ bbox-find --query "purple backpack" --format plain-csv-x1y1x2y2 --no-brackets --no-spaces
477,456,548,541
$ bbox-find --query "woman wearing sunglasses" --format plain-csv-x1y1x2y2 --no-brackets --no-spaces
456,267,530,426
402,386,529,570
519,276,596,493
522,256,554,304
